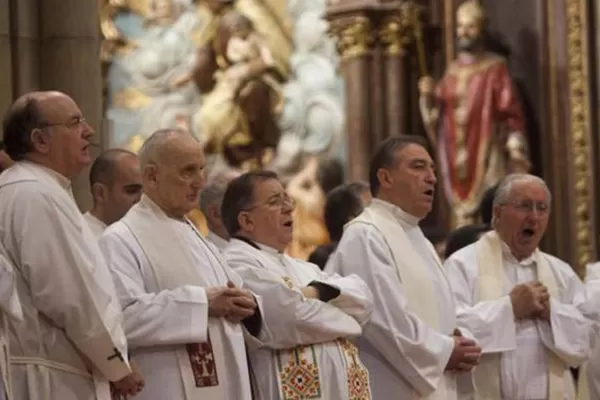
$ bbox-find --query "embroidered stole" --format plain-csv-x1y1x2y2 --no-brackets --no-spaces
473,231,565,400
123,195,236,399
233,240,371,400
347,201,455,399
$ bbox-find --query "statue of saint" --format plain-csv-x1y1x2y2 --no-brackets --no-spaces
418,0,530,228
191,0,288,169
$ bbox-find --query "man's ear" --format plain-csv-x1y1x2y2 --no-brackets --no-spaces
238,211,253,232
207,203,220,221
376,168,393,190
30,128,51,155
92,182,107,204
143,164,158,188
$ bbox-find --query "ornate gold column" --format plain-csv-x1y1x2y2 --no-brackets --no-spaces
39,0,103,211
328,14,374,181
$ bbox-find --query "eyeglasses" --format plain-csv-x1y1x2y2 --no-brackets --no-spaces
245,192,295,211
38,116,87,130
506,200,549,214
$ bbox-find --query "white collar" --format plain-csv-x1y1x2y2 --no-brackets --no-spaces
84,211,108,229
498,237,538,266
21,161,71,192
207,230,229,249
371,198,420,227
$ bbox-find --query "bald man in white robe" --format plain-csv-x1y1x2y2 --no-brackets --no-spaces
100,129,262,400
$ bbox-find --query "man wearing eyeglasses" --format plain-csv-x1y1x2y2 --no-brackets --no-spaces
221,170,374,400
445,173,595,399
0,91,143,399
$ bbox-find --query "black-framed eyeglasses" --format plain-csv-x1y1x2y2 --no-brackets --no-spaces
38,116,87,130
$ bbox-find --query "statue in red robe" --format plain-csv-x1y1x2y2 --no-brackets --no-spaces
418,0,530,228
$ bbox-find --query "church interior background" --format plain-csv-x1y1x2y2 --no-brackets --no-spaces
0,0,598,277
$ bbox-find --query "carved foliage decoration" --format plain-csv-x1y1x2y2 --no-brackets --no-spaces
566,0,593,269
328,16,374,60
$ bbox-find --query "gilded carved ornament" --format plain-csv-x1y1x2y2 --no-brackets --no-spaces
378,14,412,56
329,17,374,60
565,0,593,269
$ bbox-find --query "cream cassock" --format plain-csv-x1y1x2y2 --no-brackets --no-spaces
223,237,374,400
99,194,261,400
326,199,470,400
576,263,600,400
0,161,131,400
444,231,596,400
0,243,23,400
82,212,107,240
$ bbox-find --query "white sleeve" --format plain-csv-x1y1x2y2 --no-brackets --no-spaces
100,226,210,349
326,224,455,397
444,252,518,354
9,189,131,381
225,253,362,350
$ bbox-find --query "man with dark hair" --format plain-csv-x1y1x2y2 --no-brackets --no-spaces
221,170,374,400
308,183,368,269
327,135,481,399
100,128,261,400
479,183,498,226
0,91,141,399
0,142,13,174
84,149,142,238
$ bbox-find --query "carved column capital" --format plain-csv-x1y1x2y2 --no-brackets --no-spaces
329,16,374,60
378,14,411,56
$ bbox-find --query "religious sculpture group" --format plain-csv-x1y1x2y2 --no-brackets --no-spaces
99,0,531,245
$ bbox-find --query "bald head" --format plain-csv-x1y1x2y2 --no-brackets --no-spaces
139,128,201,168
90,148,138,188
140,128,206,219
2,91,93,178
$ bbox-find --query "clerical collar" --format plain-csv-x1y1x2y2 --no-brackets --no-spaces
232,235,284,255
21,161,71,191
499,240,537,266
371,198,420,227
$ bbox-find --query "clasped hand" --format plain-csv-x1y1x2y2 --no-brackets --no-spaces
510,281,551,321
111,361,145,399
446,329,481,372
207,281,257,323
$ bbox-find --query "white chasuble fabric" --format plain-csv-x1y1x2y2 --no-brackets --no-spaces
83,212,107,240
445,231,595,400
576,262,600,400
325,199,463,400
0,243,23,400
206,231,229,252
0,162,131,400
100,194,255,400
224,238,373,400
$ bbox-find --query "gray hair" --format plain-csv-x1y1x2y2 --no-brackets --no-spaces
199,175,230,227
138,128,192,169
492,173,552,225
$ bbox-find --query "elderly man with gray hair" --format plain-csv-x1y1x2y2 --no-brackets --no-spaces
200,171,239,251
444,173,595,400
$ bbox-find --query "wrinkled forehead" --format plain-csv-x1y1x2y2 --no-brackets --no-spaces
252,178,284,200
509,181,549,202
38,93,81,121
160,135,204,165
395,143,433,165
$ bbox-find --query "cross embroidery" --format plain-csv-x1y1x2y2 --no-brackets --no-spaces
107,348,124,362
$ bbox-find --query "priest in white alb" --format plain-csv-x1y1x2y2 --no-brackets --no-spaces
0,91,141,399
574,262,600,400
326,135,481,400
83,149,142,238
0,243,23,400
221,170,374,400
199,171,238,251
99,128,262,400
444,173,596,399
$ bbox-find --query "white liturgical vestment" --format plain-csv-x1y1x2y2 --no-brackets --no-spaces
326,199,466,400
576,262,600,400
83,211,107,239
207,230,229,251
100,194,259,400
224,237,374,400
0,244,23,400
0,162,131,400
444,232,595,400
